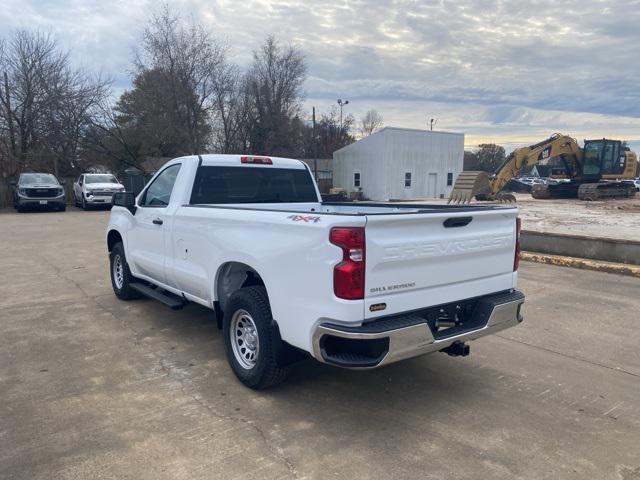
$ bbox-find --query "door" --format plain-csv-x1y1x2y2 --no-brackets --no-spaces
427,173,437,197
127,164,181,284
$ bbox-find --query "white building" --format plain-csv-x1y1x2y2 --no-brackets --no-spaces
332,127,464,201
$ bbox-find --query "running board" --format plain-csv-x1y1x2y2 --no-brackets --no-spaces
130,283,186,310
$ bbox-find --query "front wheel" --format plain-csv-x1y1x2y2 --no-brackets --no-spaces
223,286,290,389
109,242,140,300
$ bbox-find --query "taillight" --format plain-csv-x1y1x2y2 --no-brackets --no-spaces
514,217,521,271
330,227,365,300
241,156,272,165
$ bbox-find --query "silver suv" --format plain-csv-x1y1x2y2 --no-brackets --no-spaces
11,173,66,212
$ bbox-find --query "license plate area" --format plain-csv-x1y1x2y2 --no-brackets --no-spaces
39,200,48,205
426,299,486,339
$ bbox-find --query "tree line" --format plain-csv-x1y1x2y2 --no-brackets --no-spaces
0,6,384,179
464,144,507,172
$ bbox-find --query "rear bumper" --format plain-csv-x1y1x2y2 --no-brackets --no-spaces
312,290,524,369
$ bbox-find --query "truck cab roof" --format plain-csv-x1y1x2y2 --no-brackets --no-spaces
176,154,308,170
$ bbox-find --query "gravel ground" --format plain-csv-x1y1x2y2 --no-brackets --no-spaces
402,193,640,241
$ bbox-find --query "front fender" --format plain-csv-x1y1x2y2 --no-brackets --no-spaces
106,207,136,255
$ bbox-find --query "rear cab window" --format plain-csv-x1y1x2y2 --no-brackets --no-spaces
190,166,318,204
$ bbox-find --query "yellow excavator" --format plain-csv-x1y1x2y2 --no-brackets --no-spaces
449,134,638,203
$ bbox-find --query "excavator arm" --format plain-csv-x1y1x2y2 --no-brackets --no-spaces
449,134,583,203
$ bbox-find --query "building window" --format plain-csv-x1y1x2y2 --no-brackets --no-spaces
404,172,412,188
354,172,361,188
447,172,453,186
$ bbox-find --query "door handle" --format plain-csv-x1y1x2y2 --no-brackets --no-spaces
152,218,163,225
443,216,472,228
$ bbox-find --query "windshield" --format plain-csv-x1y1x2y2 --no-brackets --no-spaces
20,173,59,185
85,174,118,184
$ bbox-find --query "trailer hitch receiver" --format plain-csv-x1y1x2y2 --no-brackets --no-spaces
441,341,470,357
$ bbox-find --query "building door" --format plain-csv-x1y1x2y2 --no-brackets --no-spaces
427,173,437,197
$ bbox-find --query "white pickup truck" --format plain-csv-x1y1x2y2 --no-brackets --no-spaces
107,154,524,389
74,173,126,209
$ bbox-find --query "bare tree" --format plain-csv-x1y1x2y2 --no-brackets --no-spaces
245,36,307,155
0,30,109,177
210,63,251,153
360,109,384,136
135,5,226,154
81,98,145,170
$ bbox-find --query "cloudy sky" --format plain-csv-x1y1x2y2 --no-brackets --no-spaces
1,0,639,151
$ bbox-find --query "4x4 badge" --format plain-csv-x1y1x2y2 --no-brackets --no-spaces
287,215,321,223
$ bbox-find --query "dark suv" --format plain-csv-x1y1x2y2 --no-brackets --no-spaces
11,173,66,212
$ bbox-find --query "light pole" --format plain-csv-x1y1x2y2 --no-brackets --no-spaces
337,99,349,130
312,106,318,180
429,118,437,131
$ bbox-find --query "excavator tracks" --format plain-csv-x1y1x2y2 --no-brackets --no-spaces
531,185,551,199
577,183,636,201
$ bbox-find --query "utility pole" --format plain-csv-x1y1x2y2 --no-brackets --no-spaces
429,118,437,131
312,106,318,180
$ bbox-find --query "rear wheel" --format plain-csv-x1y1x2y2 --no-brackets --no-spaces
223,286,290,389
109,242,140,300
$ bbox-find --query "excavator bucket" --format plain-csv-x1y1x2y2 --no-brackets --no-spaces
448,171,492,204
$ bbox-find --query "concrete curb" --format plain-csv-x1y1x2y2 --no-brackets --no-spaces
521,230,640,266
522,252,640,278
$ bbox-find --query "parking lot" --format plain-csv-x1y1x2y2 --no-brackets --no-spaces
1,208,640,480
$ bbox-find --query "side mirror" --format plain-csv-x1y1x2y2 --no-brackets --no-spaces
113,192,137,214
59,179,66,185
9,180,16,186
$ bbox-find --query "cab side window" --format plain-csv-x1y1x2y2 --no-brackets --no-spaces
141,164,181,207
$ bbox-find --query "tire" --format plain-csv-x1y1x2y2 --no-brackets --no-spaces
109,242,140,300
73,193,79,207
223,286,291,389
58,204,66,212
81,196,88,210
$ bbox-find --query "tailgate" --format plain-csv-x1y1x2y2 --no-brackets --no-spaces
364,209,518,319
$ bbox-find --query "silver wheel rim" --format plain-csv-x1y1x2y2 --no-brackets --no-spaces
230,309,259,369
113,254,124,290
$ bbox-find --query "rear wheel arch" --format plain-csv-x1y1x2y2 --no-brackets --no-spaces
215,261,267,313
